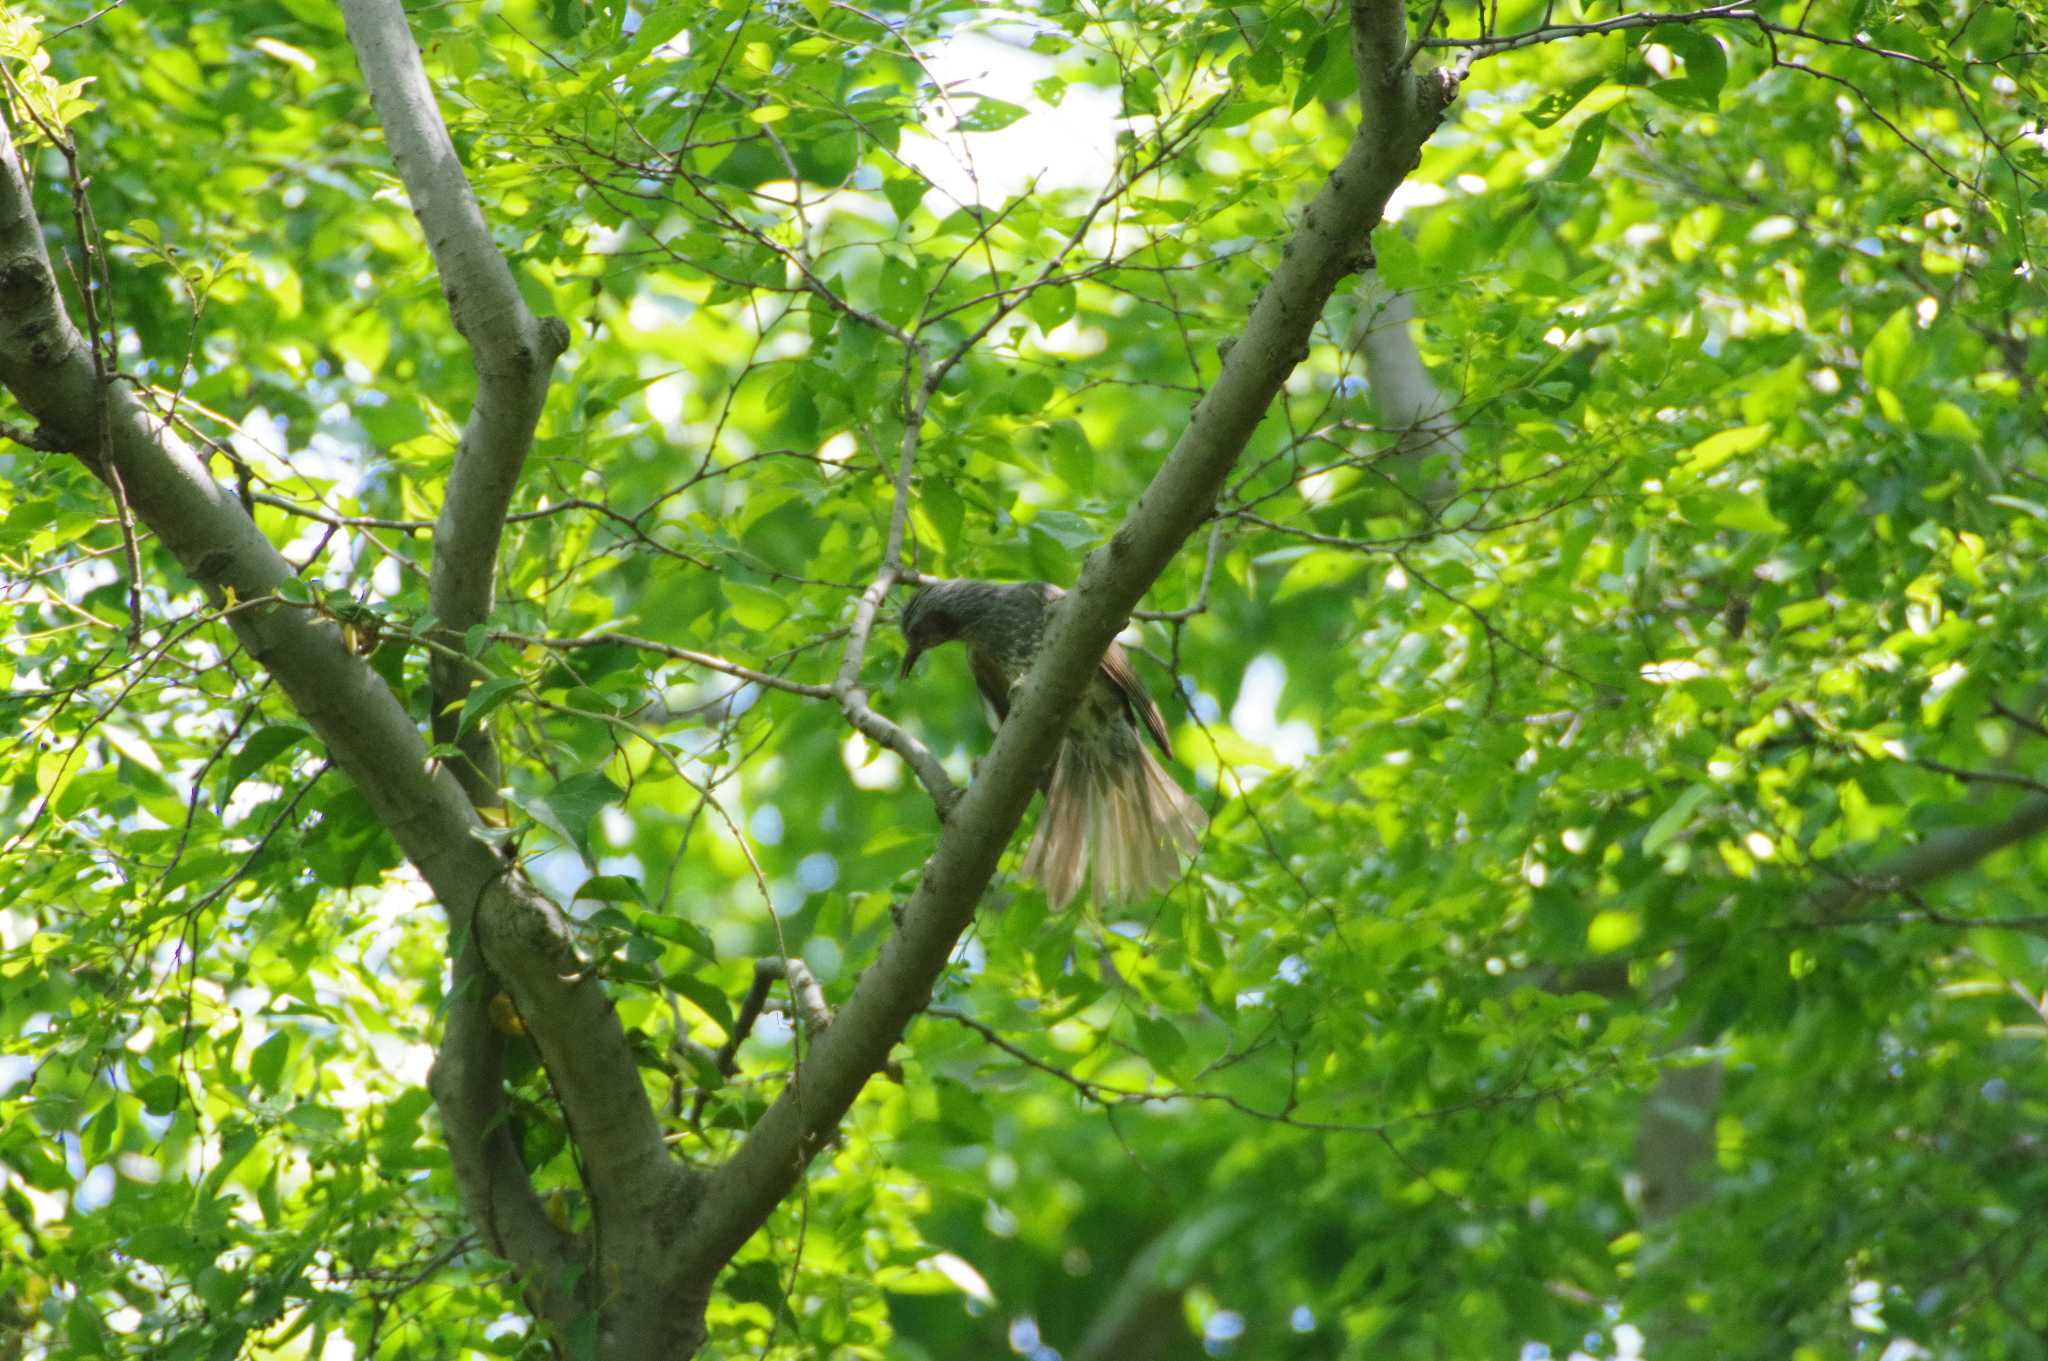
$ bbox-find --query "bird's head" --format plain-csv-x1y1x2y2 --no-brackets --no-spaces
898,582,967,680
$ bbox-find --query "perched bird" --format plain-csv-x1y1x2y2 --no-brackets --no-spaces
898,578,1205,906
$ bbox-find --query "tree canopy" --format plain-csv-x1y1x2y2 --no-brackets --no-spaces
2,0,2046,1357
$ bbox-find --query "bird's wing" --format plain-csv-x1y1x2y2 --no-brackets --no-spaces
969,649,1014,725
1039,583,1176,759
1099,640,1175,759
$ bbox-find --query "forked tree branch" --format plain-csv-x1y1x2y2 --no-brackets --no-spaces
0,98,675,1346
1,1,1459,1350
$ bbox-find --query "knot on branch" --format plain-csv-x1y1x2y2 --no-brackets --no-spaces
1418,67,1462,117
2,300,71,368
0,253,49,308
537,315,571,364
193,549,236,584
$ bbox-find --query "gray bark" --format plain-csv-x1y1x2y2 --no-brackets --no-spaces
340,0,568,811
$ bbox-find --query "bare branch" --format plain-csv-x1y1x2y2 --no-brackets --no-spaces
499,628,836,700
1420,3,1756,61
832,403,962,815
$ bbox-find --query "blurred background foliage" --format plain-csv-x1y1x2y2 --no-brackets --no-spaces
1,0,2047,1357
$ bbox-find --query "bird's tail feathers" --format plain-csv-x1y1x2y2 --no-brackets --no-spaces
1023,741,1205,907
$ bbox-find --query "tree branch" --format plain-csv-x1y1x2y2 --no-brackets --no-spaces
429,939,585,1317
331,13,704,1339
691,957,846,1124
1638,789,2048,1242
668,0,1458,1290
340,0,570,810
1811,794,2048,919
0,101,685,1344
1419,4,1757,61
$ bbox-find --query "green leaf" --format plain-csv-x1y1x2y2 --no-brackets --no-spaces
1373,227,1425,289
575,874,644,905
883,175,927,221
724,1259,786,1308
455,676,525,740
879,255,925,325
1709,493,1787,535
935,1076,993,1141
138,1074,183,1116
1133,1014,1188,1075
1044,419,1094,492
1651,25,1727,110
666,969,737,1038
1276,550,1368,601
199,1124,261,1201
1026,283,1076,331
955,97,1029,131
1675,424,1771,482
722,581,787,632
1862,306,1923,392
249,1031,292,1093
536,772,626,859
920,478,964,550
1524,73,1607,128
1551,113,1609,182
1643,784,1711,855
634,909,717,960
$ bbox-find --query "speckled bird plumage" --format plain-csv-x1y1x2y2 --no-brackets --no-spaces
899,578,1205,906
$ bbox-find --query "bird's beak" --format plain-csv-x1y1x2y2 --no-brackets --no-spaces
899,645,923,681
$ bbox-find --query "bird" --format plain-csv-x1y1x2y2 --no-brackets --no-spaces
898,578,1205,907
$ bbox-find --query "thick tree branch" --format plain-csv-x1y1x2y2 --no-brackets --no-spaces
430,941,585,1313
1351,0,1415,90
668,0,1458,1290
1813,795,2048,916
341,0,570,810
0,107,685,1347
335,11,704,1345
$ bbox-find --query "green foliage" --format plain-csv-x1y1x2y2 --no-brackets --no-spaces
2,0,2048,1357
